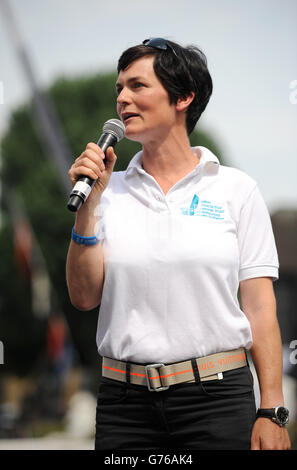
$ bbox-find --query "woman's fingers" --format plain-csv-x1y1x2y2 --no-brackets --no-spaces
104,146,117,172
68,143,117,198
69,143,106,185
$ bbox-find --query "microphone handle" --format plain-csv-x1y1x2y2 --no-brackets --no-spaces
67,133,117,212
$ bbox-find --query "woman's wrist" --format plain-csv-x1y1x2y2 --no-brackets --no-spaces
259,391,284,408
73,196,101,236
73,216,99,238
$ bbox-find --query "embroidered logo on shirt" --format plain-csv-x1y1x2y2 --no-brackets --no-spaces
180,194,225,219
180,194,199,216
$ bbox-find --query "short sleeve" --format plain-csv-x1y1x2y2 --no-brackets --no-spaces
238,185,279,282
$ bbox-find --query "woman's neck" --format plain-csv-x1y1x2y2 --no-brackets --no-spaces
141,129,200,180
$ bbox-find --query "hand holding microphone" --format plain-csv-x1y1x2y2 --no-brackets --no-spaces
67,119,125,212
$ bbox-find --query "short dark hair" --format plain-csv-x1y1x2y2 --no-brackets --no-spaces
117,39,213,135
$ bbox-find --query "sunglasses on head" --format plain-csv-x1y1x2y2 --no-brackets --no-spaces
142,38,178,57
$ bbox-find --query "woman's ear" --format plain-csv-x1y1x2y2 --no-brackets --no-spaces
176,91,195,112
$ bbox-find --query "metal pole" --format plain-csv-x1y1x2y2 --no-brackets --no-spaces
0,0,73,195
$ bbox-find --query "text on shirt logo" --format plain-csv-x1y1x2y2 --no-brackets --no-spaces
180,194,225,219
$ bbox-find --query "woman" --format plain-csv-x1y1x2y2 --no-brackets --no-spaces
66,38,291,450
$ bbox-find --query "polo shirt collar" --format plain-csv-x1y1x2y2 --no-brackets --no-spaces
125,146,220,178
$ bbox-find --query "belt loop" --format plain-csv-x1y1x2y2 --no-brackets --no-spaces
191,358,200,384
126,362,131,385
244,349,249,368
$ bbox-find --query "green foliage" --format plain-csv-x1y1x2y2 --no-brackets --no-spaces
0,71,224,374
0,222,47,376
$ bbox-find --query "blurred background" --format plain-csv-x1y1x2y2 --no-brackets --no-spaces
0,0,296,450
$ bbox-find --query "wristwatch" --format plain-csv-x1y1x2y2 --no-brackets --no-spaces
256,406,289,427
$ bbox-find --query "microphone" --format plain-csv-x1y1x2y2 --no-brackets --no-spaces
67,119,125,212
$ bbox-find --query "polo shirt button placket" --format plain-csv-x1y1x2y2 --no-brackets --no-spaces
154,194,168,213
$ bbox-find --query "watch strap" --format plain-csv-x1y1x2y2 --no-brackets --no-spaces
256,408,276,418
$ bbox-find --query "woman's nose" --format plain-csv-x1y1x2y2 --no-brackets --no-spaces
117,87,131,105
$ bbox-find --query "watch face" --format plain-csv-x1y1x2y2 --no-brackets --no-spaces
276,406,289,425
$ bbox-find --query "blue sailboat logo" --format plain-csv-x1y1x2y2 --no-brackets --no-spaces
181,194,199,215
189,194,199,215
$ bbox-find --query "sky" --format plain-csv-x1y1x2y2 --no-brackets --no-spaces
0,0,296,213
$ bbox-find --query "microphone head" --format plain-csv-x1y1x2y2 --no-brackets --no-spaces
103,119,125,142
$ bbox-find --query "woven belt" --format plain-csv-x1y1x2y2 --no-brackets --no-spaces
102,348,247,392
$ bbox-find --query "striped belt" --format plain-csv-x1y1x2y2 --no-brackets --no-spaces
102,348,247,392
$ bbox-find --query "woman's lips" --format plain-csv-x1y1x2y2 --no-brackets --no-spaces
122,113,140,122
125,116,138,122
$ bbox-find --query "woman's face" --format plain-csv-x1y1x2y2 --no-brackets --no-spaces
116,56,178,143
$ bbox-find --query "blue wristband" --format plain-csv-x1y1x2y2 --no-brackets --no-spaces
71,226,100,246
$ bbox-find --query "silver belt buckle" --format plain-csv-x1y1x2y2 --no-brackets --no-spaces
145,363,169,392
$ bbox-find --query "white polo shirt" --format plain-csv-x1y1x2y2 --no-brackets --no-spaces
95,146,279,364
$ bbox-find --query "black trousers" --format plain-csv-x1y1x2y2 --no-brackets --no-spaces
95,365,257,451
